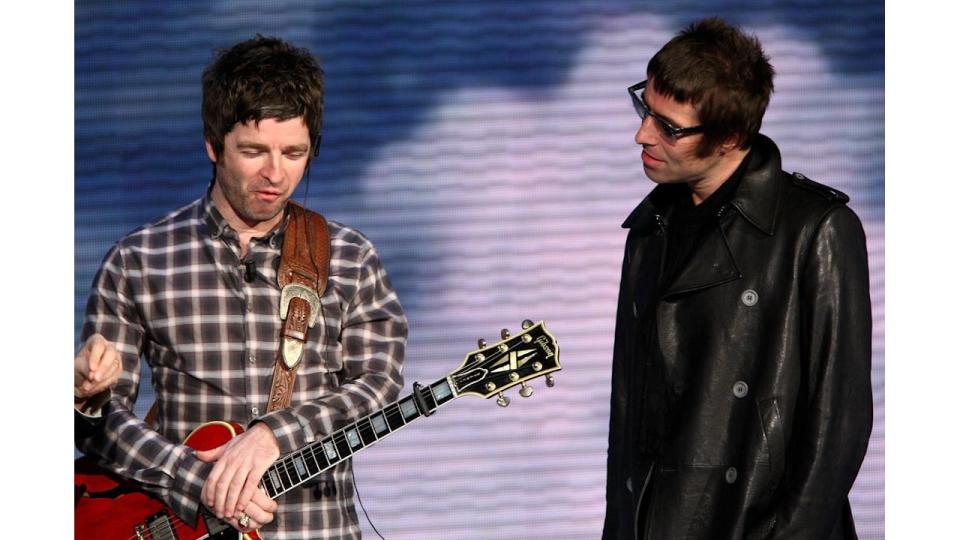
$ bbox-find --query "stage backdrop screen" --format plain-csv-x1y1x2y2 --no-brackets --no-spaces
76,1,884,538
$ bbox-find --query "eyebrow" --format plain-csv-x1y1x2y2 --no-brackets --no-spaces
236,141,310,153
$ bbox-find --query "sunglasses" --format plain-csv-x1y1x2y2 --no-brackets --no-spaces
628,80,704,143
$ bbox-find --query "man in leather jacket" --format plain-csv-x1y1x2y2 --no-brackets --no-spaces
602,18,872,539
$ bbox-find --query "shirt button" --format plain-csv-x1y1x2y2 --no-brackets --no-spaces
725,467,738,484
741,289,758,306
249,354,256,364
733,381,749,398
252,407,260,417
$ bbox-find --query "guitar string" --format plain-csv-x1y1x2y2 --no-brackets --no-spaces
116,509,206,540
268,397,410,484
271,389,441,494
267,402,410,496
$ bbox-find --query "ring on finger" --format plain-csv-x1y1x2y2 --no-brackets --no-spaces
238,513,251,529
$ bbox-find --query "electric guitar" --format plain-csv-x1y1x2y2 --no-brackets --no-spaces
75,320,560,539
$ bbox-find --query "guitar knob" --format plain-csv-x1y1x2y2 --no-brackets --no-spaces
522,319,534,329
477,338,487,349
497,392,511,407
519,382,534,398
501,328,510,339
545,374,556,388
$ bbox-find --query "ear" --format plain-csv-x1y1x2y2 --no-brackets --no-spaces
717,135,741,156
204,138,219,163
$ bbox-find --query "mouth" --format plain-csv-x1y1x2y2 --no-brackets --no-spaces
641,150,664,168
253,189,282,203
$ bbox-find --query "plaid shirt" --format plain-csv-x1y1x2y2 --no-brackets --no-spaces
77,193,407,539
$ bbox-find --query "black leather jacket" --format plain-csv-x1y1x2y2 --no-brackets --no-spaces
603,135,873,539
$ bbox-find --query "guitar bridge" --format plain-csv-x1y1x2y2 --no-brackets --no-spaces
140,511,176,540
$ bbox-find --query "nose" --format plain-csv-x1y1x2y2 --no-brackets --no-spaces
635,116,659,146
260,152,284,183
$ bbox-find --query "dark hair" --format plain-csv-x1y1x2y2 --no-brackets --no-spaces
647,17,774,157
202,35,324,161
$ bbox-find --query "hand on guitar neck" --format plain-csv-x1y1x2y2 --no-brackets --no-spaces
74,333,123,415
197,422,281,533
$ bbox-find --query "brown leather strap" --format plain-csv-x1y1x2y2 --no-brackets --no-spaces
267,203,331,412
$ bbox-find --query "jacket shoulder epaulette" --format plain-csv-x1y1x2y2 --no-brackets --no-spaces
789,171,849,203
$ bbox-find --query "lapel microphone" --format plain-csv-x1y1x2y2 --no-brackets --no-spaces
243,260,257,283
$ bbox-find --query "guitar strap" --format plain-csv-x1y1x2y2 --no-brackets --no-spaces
267,202,331,412
144,202,330,427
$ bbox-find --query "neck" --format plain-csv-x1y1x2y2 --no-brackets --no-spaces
210,182,284,257
688,148,748,205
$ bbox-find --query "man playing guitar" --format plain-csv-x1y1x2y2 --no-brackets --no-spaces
75,36,408,539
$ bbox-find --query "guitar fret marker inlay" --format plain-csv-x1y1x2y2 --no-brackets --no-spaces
323,440,337,460
294,455,308,476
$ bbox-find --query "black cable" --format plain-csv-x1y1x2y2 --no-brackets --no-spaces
351,462,387,539
301,166,311,208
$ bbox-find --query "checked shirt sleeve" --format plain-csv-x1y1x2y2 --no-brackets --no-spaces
258,242,408,454
75,243,212,526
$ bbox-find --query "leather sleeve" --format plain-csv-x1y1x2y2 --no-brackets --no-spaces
602,240,635,540
769,205,873,538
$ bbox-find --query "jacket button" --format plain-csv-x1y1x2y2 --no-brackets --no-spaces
632,301,639,319
725,467,738,484
626,476,633,493
741,289,758,306
733,381,749,398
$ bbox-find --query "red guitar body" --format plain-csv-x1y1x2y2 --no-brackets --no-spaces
75,421,260,540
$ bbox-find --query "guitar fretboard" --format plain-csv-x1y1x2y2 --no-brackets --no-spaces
260,377,456,499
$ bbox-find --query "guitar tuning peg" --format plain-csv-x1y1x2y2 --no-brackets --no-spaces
519,381,534,398
522,319,534,329
500,328,510,339
477,338,487,349
497,392,511,407
545,374,556,388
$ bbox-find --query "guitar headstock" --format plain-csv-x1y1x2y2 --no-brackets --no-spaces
447,320,560,406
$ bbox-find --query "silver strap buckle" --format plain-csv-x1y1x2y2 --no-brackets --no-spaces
279,283,322,369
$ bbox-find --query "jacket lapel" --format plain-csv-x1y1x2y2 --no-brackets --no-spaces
621,134,784,301
662,223,741,299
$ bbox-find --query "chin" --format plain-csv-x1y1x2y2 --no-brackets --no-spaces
243,204,285,223
643,171,675,185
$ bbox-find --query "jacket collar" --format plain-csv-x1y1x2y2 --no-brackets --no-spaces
622,134,784,236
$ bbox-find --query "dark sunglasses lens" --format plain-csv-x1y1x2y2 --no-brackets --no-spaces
655,118,676,142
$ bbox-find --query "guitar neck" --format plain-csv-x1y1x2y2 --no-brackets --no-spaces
260,376,457,499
